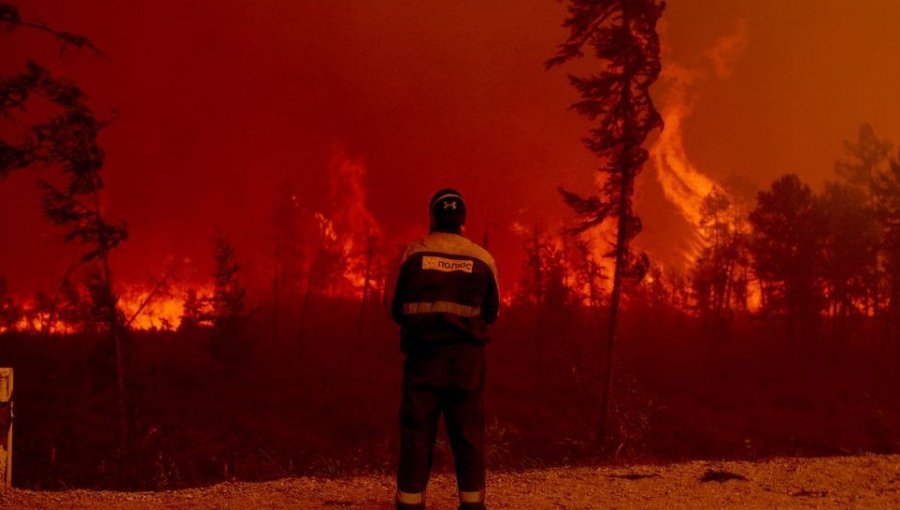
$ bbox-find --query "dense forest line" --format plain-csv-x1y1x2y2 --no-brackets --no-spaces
1,0,899,492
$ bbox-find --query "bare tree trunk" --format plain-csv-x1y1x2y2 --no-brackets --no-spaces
88,176,129,462
600,191,628,443
600,38,636,441
101,254,129,459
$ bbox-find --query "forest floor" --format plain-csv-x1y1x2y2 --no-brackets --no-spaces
2,454,899,509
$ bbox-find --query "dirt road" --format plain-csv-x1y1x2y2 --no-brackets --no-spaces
2,454,898,509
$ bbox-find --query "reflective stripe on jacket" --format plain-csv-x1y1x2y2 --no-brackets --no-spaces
388,232,500,351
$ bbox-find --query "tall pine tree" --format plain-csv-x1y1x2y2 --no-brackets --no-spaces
547,0,665,440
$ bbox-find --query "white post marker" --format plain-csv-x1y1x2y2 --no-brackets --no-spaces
0,368,12,488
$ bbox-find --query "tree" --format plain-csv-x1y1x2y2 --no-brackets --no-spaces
0,3,132,460
690,187,750,335
209,236,247,371
270,180,304,342
571,238,607,312
873,157,900,343
547,0,664,439
178,287,208,331
818,182,880,338
516,227,573,387
0,277,22,333
748,175,824,339
516,227,571,308
835,124,892,194
57,274,92,333
833,124,899,342
211,236,245,325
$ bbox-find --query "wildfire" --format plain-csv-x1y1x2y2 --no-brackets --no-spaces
650,22,748,258
308,146,384,299
3,284,216,334
650,69,719,236
118,284,215,331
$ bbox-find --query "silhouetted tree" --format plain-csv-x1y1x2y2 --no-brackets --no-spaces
833,124,900,342
835,124,892,195
0,3,132,460
0,276,22,333
211,236,245,323
749,175,824,340
819,182,880,338
571,238,607,312
874,156,900,343
30,291,56,335
547,0,664,440
270,180,304,342
517,227,571,307
209,236,247,371
178,287,208,332
639,266,672,311
691,187,750,335
57,275,92,333
515,227,573,386
298,213,347,343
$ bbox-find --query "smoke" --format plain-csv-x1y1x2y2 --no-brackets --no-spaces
706,21,749,79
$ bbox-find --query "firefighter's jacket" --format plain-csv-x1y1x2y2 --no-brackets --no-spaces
388,231,500,353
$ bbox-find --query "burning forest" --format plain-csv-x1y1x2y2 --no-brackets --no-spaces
0,1,899,507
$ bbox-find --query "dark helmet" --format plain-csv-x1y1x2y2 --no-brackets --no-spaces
429,188,466,231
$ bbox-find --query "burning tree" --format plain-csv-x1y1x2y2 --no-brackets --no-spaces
0,4,133,461
547,0,665,440
690,187,751,335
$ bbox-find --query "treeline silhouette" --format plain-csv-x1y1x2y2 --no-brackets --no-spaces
2,0,899,492
1,124,899,489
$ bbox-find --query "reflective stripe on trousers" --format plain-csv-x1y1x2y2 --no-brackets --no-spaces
460,489,485,503
396,490,424,505
402,301,481,318
396,490,484,507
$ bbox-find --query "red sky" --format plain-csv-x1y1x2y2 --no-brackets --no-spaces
2,0,900,295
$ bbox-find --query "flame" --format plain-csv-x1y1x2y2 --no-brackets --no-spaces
118,284,215,331
314,212,338,244
3,284,216,333
651,22,748,258
309,145,384,299
651,70,719,234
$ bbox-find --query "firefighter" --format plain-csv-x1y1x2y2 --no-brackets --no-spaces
388,188,500,510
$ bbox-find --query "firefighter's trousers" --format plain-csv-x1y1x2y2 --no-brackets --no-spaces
397,343,486,499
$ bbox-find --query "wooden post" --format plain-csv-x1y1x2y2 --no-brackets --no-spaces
0,368,12,488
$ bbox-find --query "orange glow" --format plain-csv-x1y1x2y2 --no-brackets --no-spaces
649,24,748,259
309,147,384,300
118,284,215,331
